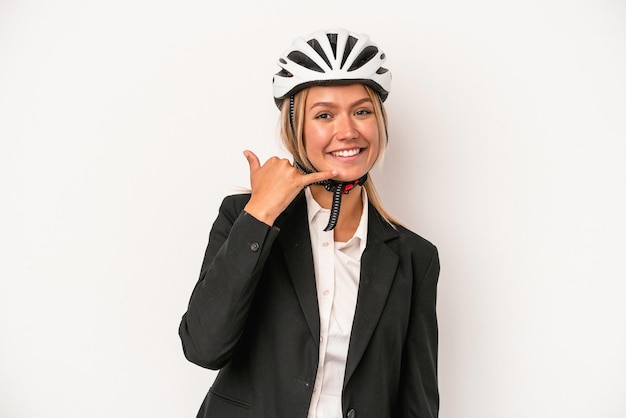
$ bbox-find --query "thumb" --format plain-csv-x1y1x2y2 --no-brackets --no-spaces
303,169,337,185
243,150,261,173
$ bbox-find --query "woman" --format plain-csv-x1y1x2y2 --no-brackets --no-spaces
179,28,440,418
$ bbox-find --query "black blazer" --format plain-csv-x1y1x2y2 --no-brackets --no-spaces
179,192,439,418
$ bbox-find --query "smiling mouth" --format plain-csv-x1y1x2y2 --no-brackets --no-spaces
330,148,362,157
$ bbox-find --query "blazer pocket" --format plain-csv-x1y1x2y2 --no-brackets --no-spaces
207,388,252,411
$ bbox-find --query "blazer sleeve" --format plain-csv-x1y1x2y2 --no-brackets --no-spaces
178,195,281,369
399,246,440,417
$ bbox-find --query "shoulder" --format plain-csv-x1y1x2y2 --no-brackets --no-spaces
387,223,440,286
218,193,252,217
368,206,438,263
393,222,438,259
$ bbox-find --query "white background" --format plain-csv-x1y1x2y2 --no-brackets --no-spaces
1,0,625,417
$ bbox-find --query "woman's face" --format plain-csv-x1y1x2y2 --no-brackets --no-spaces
303,84,380,182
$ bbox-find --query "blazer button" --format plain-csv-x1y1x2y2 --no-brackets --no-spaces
347,409,355,418
250,241,260,252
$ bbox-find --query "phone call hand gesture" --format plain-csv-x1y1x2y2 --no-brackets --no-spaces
242,150,336,226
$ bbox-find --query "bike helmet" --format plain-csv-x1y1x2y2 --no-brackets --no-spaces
273,28,392,108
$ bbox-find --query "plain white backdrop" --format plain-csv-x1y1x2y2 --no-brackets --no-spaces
1,0,625,417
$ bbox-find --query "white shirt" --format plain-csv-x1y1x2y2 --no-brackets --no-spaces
305,187,368,418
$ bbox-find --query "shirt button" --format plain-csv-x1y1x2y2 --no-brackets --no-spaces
323,290,329,296
250,242,260,252
322,242,329,247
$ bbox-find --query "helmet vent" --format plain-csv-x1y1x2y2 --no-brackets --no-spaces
340,35,358,69
326,33,338,58
307,39,332,68
287,51,324,73
348,46,379,71
276,68,293,78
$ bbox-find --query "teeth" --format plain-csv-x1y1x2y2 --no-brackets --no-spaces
331,148,360,157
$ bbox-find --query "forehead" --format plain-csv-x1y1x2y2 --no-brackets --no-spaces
305,84,371,105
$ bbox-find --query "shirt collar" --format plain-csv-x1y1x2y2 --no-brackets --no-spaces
304,186,368,253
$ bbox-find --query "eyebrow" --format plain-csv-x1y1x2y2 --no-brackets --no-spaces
308,97,373,111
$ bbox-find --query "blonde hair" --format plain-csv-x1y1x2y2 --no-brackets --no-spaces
279,85,400,227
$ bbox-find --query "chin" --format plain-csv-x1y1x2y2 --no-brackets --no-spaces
334,170,368,182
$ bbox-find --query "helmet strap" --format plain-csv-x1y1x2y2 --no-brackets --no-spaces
377,94,389,143
294,161,368,231
289,95,296,137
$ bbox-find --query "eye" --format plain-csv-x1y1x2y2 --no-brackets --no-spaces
315,112,332,120
355,108,373,116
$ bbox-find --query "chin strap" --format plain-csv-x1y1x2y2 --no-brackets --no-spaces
295,162,368,231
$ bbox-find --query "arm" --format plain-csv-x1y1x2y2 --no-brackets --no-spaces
178,195,280,369
179,150,335,370
399,248,440,417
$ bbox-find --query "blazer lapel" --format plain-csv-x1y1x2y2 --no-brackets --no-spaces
344,205,399,387
276,192,320,345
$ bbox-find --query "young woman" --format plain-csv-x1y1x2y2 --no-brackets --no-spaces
179,28,440,418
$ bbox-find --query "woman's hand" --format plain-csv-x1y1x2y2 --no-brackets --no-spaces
242,150,336,226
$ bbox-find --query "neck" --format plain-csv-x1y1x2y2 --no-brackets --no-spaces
310,184,363,240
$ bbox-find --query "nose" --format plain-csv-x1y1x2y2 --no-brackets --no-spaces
336,115,358,141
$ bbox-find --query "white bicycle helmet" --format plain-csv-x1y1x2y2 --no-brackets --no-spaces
273,28,392,108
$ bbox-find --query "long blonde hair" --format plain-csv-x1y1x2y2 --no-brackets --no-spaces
279,85,400,227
